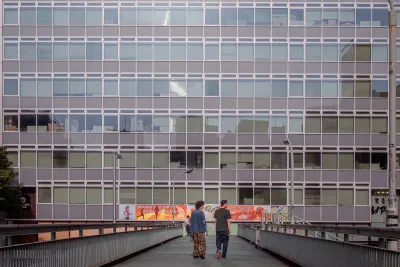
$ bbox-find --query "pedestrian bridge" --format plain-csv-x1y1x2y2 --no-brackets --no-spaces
1,222,400,267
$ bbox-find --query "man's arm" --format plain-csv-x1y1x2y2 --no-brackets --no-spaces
227,219,231,233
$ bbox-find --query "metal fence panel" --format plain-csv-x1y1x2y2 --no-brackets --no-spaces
0,226,182,267
258,230,400,267
237,227,257,245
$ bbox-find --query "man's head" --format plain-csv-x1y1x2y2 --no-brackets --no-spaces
195,200,205,210
220,200,228,208
187,215,190,219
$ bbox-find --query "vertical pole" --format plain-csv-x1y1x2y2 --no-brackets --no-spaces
388,0,399,251
289,140,295,225
172,179,175,223
113,152,117,224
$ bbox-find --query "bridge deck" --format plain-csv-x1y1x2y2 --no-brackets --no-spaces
117,236,293,267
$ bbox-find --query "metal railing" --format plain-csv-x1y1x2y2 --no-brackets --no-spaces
238,224,400,267
0,222,182,267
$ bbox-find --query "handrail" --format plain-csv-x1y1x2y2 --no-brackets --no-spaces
0,222,182,237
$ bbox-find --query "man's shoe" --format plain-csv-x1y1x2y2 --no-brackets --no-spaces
200,256,205,259
217,250,222,260
193,256,199,259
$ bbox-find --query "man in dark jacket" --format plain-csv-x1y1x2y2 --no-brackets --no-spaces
214,200,232,259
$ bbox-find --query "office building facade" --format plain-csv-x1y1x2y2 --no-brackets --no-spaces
2,0,399,222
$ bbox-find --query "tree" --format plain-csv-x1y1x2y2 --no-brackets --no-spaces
0,147,22,218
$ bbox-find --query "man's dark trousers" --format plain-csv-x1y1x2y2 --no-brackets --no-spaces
216,231,229,258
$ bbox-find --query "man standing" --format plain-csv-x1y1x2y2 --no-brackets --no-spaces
185,215,192,240
190,201,207,259
214,200,231,259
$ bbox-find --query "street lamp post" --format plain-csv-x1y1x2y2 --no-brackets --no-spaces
387,0,398,251
283,139,295,225
113,152,124,223
171,168,193,222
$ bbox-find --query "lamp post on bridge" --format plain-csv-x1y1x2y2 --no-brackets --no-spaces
283,138,295,225
113,152,124,223
171,168,193,222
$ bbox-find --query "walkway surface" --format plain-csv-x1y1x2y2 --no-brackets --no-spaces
117,236,293,267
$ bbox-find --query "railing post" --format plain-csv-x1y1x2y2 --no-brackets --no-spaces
379,238,386,248
99,229,104,235
320,232,326,239
51,232,56,241
293,228,296,235
305,230,308,237
344,234,349,242
134,226,138,231
125,226,128,232
79,229,83,237
113,227,116,233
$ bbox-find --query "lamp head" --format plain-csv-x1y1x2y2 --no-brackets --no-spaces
185,168,194,174
115,151,124,159
282,139,290,145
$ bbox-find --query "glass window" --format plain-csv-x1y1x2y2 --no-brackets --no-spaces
70,8,85,25
237,116,253,133
305,117,321,133
321,189,337,205
21,8,36,26
70,152,85,168
355,117,370,133
254,152,270,169
187,8,203,26
271,152,287,169
153,79,169,96
372,80,388,98
137,188,152,204
238,8,254,26
171,116,186,133
323,8,339,26
237,152,253,169
187,80,203,97
54,8,68,25
20,114,36,132
272,8,288,26
294,189,303,205
290,44,304,61
339,153,354,170
69,114,85,132
52,114,67,132
271,44,288,61
270,116,287,133
70,188,85,204
187,151,203,169
221,80,237,97
271,188,287,205
38,151,52,168
86,8,102,26
289,117,303,133
305,80,321,97
136,115,152,132
37,114,51,133
355,80,371,97
137,79,152,96
205,116,219,132
340,81,354,97
4,43,18,60
221,8,237,25
371,153,387,170
104,80,118,96
53,151,68,168
69,79,85,96
355,152,370,170
271,80,287,97
170,151,186,169
38,188,51,203
238,80,254,97
54,188,68,204
205,80,219,96
121,8,136,25
205,9,219,25
86,115,102,133
171,8,186,25
356,8,371,26
221,116,237,133
170,43,186,61
238,44,254,61
356,44,371,62
104,43,118,60
255,80,271,97
120,43,136,60
87,188,102,204
170,79,186,96
104,115,118,132
86,43,102,60
305,188,320,205
86,79,102,97
372,117,387,134
6,151,18,167
20,79,36,97
222,43,237,61
187,44,203,60
290,9,304,25
86,152,102,168
187,188,203,205
305,152,321,169
187,116,203,132
255,44,271,61
221,152,236,169
238,188,253,205
322,44,338,61
205,188,218,204
137,152,152,168
322,117,338,133
372,44,388,62
21,151,36,168
4,115,18,132
322,153,337,169
171,188,186,204
339,117,354,133
120,115,136,132
306,9,322,26
104,8,118,24
4,79,18,96
221,188,236,205
37,79,52,97
53,43,68,60
119,152,135,168
153,116,169,132
120,79,136,97
205,44,219,60
154,8,170,26
21,43,36,61
205,152,219,168
256,8,271,26
153,188,169,204
306,44,321,62
137,8,153,25
338,189,354,206
322,81,338,97
69,43,85,60
340,8,355,26
104,188,114,204
254,188,270,205
4,8,18,25
341,44,355,62
289,80,303,97
120,188,135,204
356,190,369,205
